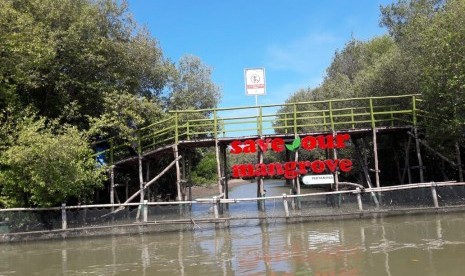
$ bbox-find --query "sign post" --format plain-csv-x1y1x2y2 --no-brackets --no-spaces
244,68,266,109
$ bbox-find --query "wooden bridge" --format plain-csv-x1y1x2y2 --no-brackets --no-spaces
97,94,427,206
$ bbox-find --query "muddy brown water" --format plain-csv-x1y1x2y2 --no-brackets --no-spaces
2,181,465,275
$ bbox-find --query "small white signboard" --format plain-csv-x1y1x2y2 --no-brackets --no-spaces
244,68,266,95
302,174,334,185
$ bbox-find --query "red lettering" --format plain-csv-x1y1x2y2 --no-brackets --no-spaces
243,140,256,153
339,159,353,172
256,139,271,152
317,135,335,149
232,164,255,178
230,141,242,154
336,134,351,148
271,138,285,152
255,163,268,177
230,158,353,179
298,161,308,175
324,159,339,172
311,160,326,173
301,136,317,150
284,162,298,179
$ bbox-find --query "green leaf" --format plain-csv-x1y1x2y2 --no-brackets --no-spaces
292,136,301,148
286,136,301,151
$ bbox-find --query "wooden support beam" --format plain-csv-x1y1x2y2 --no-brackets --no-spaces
119,156,182,207
456,143,463,182
110,166,115,205
221,145,229,199
174,144,182,201
401,135,412,184
138,153,144,203
372,127,380,189
353,138,380,208
413,127,425,183
215,139,223,195
332,130,339,192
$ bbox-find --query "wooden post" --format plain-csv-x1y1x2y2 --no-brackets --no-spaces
401,135,412,184
431,183,439,208
333,131,340,207
356,188,363,211
137,151,144,221
354,138,380,208
333,131,339,192
213,196,219,219
455,142,463,182
61,203,67,230
222,145,229,199
138,137,144,204
125,180,129,201
294,148,301,210
145,162,152,201
283,194,290,218
372,128,380,189
285,148,293,188
110,166,115,205
181,155,187,201
143,200,148,222
174,145,182,201
215,140,223,195
369,98,381,190
257,147,265,211
414,127,425,183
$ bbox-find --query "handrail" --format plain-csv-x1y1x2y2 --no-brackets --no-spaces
0,181,458,212
93,94,422,165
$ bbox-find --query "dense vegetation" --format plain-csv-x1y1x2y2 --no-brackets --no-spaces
0,0,220,207
1,0,464,207
277,0,465,182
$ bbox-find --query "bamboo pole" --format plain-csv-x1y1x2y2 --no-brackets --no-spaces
174,144,182,201
372,127,381,189
110,166,115,205
414,127,425,183
214,140,223,195
401,135,412,184
407,131,459,168
456,142,463,182
294,139,301,210
354,138,380,208
181,153,187,201
213,110,223,195
123,156,181,205
138,156,144,199
257,146,265,211
145,162,151,201
333,131,339,192
222,145,229,199
106,156,183,215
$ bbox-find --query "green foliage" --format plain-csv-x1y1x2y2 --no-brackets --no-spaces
191,151,218,186
88,91,165,142
0,0,223,207
0,113,106,207
167,55,222,112
0,0,173,124
381,0,465,149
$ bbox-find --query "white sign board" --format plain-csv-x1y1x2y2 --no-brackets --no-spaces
244,68,266,95
302,174,334,185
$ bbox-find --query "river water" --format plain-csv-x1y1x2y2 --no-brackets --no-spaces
2,181,465,275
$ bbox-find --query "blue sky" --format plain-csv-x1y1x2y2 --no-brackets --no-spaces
128,0,393,110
